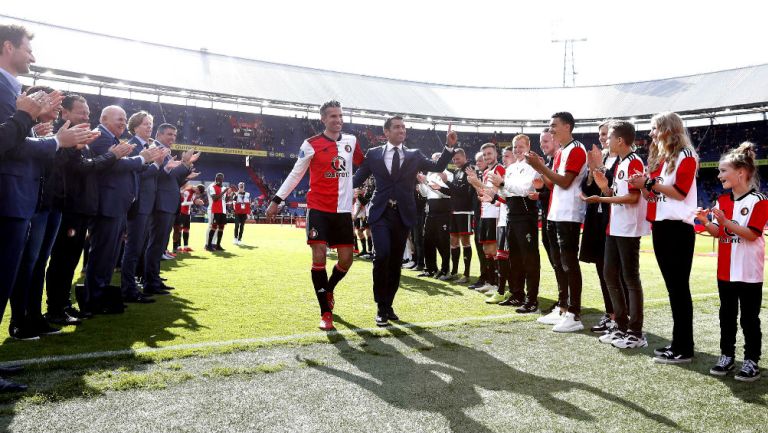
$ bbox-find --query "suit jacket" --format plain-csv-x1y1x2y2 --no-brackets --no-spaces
353,145,453,228
0,71,59,218
127,136,160,215
90,124,145,218
154,144,190,214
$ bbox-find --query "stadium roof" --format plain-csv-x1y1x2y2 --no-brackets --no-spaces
4,15,768,127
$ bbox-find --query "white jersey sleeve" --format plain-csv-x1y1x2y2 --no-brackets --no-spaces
275,140,315,201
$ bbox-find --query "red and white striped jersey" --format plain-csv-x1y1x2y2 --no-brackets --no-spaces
480,163,505,219
646,148,698,225
234,191,251,215
208,183,227,214
180,187,195,215
275,133,364,213
607,153,650,238
713,190,768,283
548,140,588,223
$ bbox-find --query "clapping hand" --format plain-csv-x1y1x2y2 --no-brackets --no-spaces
628,172,647,190
33,121,53,137
587,145,603,171
712,208,727,226
695,207,710,225
489,172,504,188
524,151,545,171
593,169,609,190
55,121,96,149
182,149,201,166
108,141,134,159
579,192,601,204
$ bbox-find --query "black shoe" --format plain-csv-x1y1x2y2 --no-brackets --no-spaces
9,325,40,341
64,306,92,320
653,350,693,364
709,355,735,376
205,245,215,252
417,271,434,278
735,359,761,382
124,294,156,304
387,308,399,321
0,366,23,376
405,262,418,270
468,280,486,289
160,284,176,291
160,277,167,281
653,344,672,357
590,314,612,333
0,377,27,393
515,303,540,314
415,265,424,271
499,297,525,307
375,312,389,327
44,311,82,326
33,319,62,336
215,245,225,251
144,287,170,296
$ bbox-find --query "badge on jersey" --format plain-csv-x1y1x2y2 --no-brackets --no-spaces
741,207,749,216
617,170,625,180
344,144,352,153
309,228,319,239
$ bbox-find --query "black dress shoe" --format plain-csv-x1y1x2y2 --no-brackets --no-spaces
0,377,27,393
124,294,156,304
9,325,40,341
144,287,170,295
160,285,175,291
65,306,92,319
0,366,23,376
387,308,399,321
33,319,62,336
44,311,82,326
375,312,389,327
417,271,434,278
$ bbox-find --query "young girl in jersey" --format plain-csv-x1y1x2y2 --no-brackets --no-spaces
629,111,699,364
696,142,766,382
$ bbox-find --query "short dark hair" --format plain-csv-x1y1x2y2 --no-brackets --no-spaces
320,100,341,117
26,85,54,95
480,142,497,152
502,146,514,153
551,112,575,133
384,116,404,131
216,172,224,178
156,123,177,135
0,24,33,49
62,94,87,111
608,120,636,146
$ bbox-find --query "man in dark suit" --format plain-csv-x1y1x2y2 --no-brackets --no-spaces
120,111,162,303
353,116,457,326
144,124,198,295
85,105,161,313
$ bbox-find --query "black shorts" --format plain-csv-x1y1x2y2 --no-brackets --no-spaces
210,213,227,227
175,213,191,229
496,225,508,252
477,218,497,244
449,213,473,235
306,209,354,248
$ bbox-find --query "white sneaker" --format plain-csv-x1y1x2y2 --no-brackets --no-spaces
476,284,496,293
402,260,415,269
552,312,584,333
598,329,625,344
536,309,563,325
161,253,174,260
233,238,238,245
612,333,648,349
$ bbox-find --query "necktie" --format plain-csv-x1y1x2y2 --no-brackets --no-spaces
391,147,400,178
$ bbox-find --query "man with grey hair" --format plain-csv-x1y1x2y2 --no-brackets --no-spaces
233,181,251,245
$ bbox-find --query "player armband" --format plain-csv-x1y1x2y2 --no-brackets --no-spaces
271,196,283,205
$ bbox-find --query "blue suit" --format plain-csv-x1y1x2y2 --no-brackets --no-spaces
85,125,146,310
144,145,190,291
353,144,453,311
0,71,58,324
120,136,159,298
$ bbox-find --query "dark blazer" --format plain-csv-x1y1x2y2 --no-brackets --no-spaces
353,145,453,228
0,72,58,219
154,144,190,214
127,136,160,215
90,124,145,218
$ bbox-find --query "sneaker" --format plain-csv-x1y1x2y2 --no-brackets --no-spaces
161,253,173,260
175,246,185,253
165,250,177,258
215,245,225,251
612,333,648,349
204,245,215,252
319,312,335,331
44,311,82,326
468,280,486,290
402,260,415,269
456,275,470,284
653,350,693,364
590,314,612,333
599,329,625,344
475,284,496,293
232,238,239,245
709,355,735,376
9,325,40,341
485,291,511,304
417,271,434,278
653,344,672,357
552,312,584,333
735,359,761,382
439,273,457,281
515,303,539,314
498,297,525,307
537,309,563,325
184,247,194,252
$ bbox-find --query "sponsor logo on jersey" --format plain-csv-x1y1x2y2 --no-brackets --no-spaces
721,219,742,243
325,156,349,178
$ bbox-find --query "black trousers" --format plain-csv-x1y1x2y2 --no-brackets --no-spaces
46,212,90,314
234,214,247,240
473,215,487,282
370,207,410,310
604,236,643,334
507,214,540,304
424,213,450,274
652,220,695,356
412,212,426,268
0,216,30,324
718,280,762,362
546,220,582,315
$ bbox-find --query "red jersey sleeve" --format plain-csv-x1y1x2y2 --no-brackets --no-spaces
495,165,506,177
353,139,364,166
673,156,697,196
564,147,586,175
747,199,768,234
627,159,644,192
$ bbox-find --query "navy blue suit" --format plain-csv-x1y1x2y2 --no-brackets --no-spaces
85,125,146,309
144,145,189,291
121,136,159,298
353,144,453,311
0,71,58,324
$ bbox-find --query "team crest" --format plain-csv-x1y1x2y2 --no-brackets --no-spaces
617,170,625,180
344,144,352,153
298,150,305,159
308,228,319,239
741,207,749,216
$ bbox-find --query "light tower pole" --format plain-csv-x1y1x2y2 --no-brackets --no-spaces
551,38,587,87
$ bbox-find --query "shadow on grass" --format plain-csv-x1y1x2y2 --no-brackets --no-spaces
306,316,683,432
399,274,464,297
